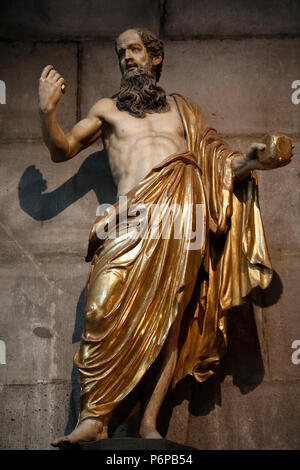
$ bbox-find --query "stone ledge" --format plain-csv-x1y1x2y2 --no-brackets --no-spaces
77,438,196,451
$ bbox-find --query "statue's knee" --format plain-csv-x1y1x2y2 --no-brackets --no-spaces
84,301,105,323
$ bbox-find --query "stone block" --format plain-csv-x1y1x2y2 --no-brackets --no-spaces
0,382,72,449
0,253,86,385
164,0,300,37
261,254,300,381
0,0,161,40
80,42,121,117
183,379,300,449
159,38,300,135
215,380,300,449
0,42,77,140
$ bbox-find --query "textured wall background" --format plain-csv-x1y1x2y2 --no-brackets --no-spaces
0,0,299,450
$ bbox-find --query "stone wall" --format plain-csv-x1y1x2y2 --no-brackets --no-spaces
0,0,299,449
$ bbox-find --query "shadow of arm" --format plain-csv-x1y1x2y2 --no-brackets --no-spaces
18,151,117,220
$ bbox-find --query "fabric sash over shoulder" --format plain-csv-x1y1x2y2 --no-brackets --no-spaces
73,93,272,423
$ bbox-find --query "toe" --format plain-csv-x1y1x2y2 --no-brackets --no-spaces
51,437,79,450
51,437,70,448
51,438,62,447
58,440,79,450
145,430,163,439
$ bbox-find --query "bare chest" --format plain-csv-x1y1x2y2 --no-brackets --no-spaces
100,98,188,193
102,99,186,145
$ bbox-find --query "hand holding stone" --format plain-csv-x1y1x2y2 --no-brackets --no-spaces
256,134,294,169
246,135,293,171
39,65,66,113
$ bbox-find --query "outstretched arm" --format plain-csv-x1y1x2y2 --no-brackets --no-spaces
232,137,293,180
39,65,103,163
232,143,267,180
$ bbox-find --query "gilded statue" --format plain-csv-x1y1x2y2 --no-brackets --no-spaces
38,28,293,448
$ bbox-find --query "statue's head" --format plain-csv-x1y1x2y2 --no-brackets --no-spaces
114,28,168,118
115,28,164,82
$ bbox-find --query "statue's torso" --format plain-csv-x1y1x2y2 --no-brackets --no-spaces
100,96,187,195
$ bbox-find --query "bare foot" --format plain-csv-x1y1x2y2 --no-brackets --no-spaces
51,418,108,449
139,421,163,439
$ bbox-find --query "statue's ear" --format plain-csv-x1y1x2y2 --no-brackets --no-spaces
152,55,162,66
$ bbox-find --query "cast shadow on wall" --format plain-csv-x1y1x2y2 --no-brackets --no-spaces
18,149,117,221
18,155,283,438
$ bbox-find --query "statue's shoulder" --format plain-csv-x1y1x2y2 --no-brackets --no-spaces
171,92,202,113
170,93,209,131
88,97,117,119
94,97,116,111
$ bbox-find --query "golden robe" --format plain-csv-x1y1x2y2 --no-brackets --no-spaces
73,93,273,424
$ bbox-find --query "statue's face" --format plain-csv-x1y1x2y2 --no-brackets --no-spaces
116,29,151,77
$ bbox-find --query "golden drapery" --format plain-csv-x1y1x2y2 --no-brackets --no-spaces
73,93,273,423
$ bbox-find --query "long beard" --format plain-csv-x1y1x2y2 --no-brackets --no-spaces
116,64,170,118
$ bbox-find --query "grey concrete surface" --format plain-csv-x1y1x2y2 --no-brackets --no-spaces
0,42,77,140
0,253,87,385
0,0,299,450
0,0,161,40
263,253,300,381
0,382,72,449
2,1,300,40
80,42,121,117
185,379,300,449
164,0,300,37
159,38,300,135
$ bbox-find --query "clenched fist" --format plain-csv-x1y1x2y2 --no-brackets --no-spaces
39,65,66,113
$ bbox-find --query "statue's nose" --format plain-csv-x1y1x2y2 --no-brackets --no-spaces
125,49,134,60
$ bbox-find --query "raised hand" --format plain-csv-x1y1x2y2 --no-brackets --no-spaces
245,142,267,171
233,135,293,180
39,65,66,113
246,135,293,170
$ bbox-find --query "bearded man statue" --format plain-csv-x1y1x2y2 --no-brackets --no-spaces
38,28,293,448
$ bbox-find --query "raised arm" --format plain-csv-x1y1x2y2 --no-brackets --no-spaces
39,65,103,163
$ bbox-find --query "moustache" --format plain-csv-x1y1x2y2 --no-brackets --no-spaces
125,61,138,71
122,62,155,79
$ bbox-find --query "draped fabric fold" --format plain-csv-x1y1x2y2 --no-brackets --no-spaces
74,149,207,423
172,94,272,385
74,93,273,423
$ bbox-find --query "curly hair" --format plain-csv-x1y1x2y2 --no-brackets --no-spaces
134,28,164,82
115,28,165,82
